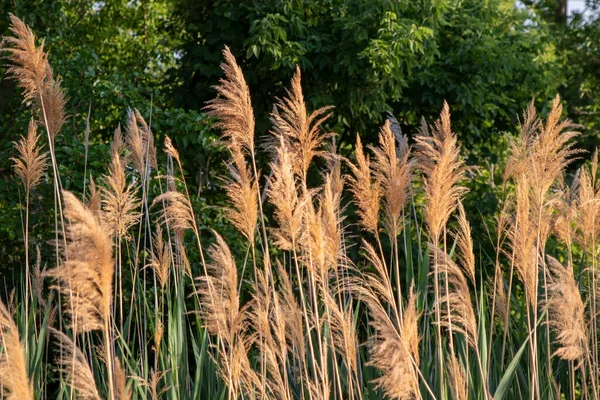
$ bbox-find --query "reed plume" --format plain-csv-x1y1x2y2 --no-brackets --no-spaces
554,183,577,254
11,117,48,350
268,136,303,250
47,191,116,399
0,299,33,400
87,175,102,214
126,109,157,174
4,14,66,140
432,248,478,349
348,135,381,234
153,190,196,236
224,145,258,241
270,66,333,181
102,148,140,239
205,46,255,155
274,261,305,359
48,191,113,333
368,286,421,400
164,135,180,163
116,359,132,400
12,118,47,191
250,268,291,400
149,224,170,289
196,231,258,397
51,328,101,400
448,355,468,400
545,256,586,362
510,175,538,307
455,202,475,283
323,289,358,377
575,149,600,248
205,47,259,244
369,120,412,237
414,101,467,243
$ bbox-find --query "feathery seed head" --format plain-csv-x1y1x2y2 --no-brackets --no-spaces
47,191,114,333
11,118,47,190
348,135,381,234
415,102,468,243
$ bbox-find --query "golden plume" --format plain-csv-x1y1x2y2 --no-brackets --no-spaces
0,299,33,400
414,102,467,243
348,135,381,234
50,328,101,400
11,118,47,191
4,14,66,141
369,120,412,237
270,66,333,181
48,191,113,333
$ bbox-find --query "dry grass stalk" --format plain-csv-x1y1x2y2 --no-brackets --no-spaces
149,224,170,289
11,118,47,191
196,232,259,396
205,46,255,155
4,14,66,140
323,289,358,377
268,136,303,250
369,120,412,236
0,299,33,400
432,248,478,349
414,101,468,243
164,135,180,163
51,328,101,400
270,66,333,181
224,145,258,241
126,109,157,174
455,202,476,283
448,355,468,400
545,256,587,363
102,149,140,239
510,175,538,307
368,286,421,400
116,358,132,400
48,191,113,333
348,135,381,234
575,149,600,248
153,189,196,236
87,175,102,214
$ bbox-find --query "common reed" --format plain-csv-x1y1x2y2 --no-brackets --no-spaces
0,299,33,400
47,191,116,400
6,16,600,400
51,328,101,400
11,118,47,351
